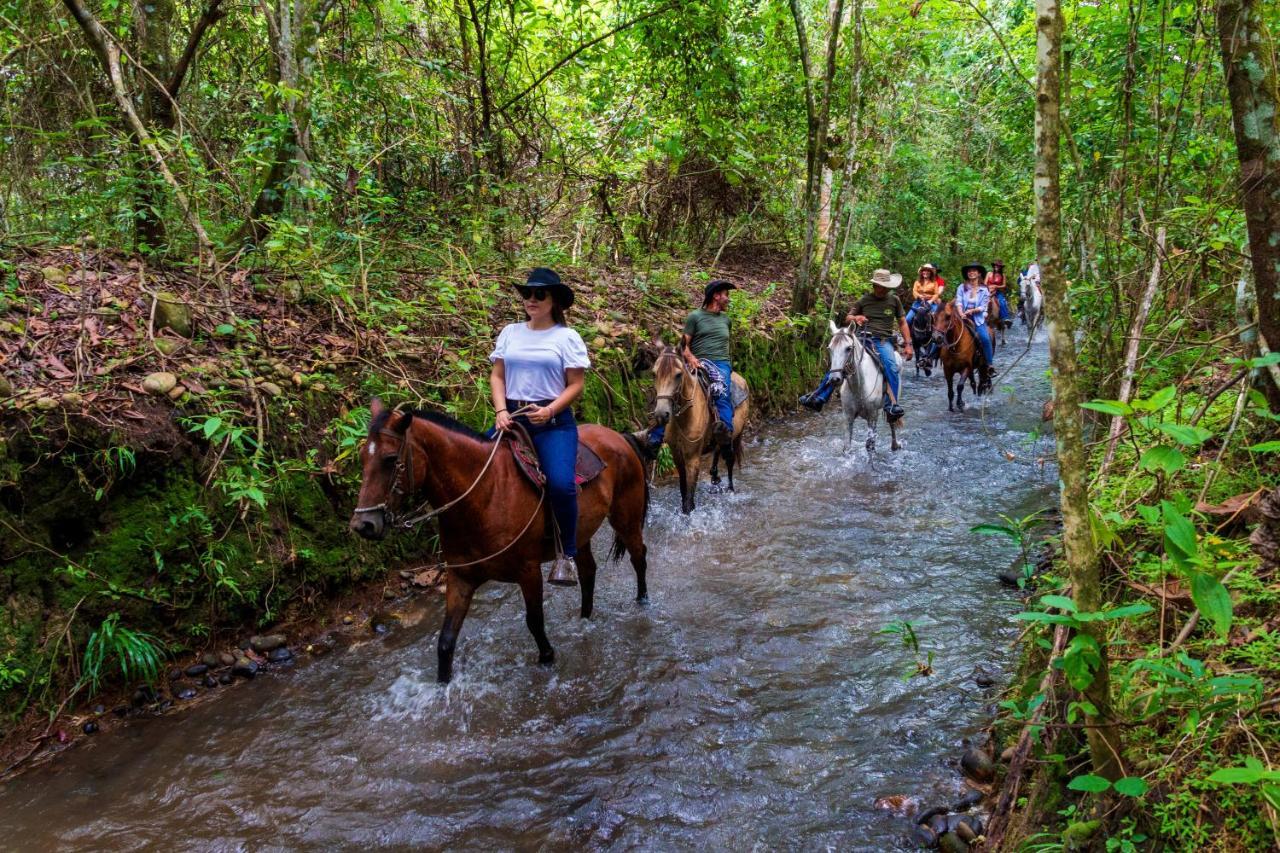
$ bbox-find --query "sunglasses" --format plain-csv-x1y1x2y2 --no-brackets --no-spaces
516,286,550,301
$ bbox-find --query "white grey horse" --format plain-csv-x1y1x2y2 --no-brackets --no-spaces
827,320,902,453
1020,275,1044,339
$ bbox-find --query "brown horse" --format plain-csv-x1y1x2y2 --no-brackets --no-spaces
933,300,992,412
986,287,1007,348
349,398,650,683
651,347,749,514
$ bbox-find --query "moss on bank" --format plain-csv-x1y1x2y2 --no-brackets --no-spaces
0,249,825,733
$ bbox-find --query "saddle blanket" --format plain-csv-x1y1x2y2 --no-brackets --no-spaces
508,425,606,489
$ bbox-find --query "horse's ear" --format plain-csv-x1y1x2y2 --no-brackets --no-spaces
370,396,386,417
828,318,839,335
392,408,412,435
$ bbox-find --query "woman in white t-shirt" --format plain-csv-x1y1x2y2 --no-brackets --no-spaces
489,268,591,586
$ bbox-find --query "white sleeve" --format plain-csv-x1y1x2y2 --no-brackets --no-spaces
560,329,591,370
489,325,512,363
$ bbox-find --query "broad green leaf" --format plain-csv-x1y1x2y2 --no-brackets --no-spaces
1143,385,1177,411
1062,634,1102,690
1156,422,1214,446
1139,446,1186,475
970,523,1018,538
202,417,222,439
1040,594,1077,612
1113,776,1149,797
1190,571,1233,639
1161,501,1198,564
1012,611,1078,626
1067,774,1112,792
1076,602,1153,622
1080,399,1131,416
1247,441,1280,453
1208,767,1264,784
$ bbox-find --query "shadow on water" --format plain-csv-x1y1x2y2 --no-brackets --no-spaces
0,331,1056,850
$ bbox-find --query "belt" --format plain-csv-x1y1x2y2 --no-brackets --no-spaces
506,398,555,411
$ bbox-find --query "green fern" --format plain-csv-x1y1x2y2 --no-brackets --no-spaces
79,613,166,694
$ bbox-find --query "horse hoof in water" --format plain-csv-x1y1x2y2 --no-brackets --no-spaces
635,594,649,606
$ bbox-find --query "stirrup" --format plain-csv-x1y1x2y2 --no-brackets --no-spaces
548,556,578,587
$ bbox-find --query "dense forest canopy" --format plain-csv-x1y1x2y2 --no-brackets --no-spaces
3,0,1280,847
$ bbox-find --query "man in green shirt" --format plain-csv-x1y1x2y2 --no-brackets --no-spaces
798,268,913,422
645,279,737,451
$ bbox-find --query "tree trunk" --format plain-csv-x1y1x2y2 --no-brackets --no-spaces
1035,0,1123,781
817,0,863,298
1217,0,1280,411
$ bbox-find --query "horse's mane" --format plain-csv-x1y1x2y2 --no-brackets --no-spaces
369,405,495,443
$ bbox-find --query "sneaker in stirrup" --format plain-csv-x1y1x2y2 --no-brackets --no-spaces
799,392,826,412
548,556,578,586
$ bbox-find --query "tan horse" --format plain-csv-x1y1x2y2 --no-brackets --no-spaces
349,398,650,683
651,347,749,514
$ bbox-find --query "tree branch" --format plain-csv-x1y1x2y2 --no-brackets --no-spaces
497,2,680,114
167,0,227,96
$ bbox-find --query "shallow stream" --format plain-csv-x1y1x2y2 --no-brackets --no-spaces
0,331,1055,850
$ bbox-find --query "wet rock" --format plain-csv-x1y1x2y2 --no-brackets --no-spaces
250,634,286,653
219,652,236,666
997,569,1024,587
373,621,391,635
927,813,948,836
152,292,193,337
82,721,99,735
112,705,130,717
201,652,222,668
132,686,158,706
143,372,178,395
961,749,995,783
92,703,106,715
259,381,283,398
342,615,354,625
203,675,219,688
231,658,259,679
219,673,233,685
915,805,948,826
167,384,186,401
938,831,969,852
184,663,209,678
951,789,983,811
173,684,198,700
266,647,293,664
972,667,995,687
168,667,184,681
911,823,937,848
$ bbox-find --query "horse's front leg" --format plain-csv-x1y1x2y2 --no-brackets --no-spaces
956,372,967,412
723,437,738,492
710,446,722,487
865,410,877,453
437,571,477,683
517,564,555,665
575,542,598,620
890,418,901,452
683,453,701,513
946,370,955,412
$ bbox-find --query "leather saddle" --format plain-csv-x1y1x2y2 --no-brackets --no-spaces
507,422,606,490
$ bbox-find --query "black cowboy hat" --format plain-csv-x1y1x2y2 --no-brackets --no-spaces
514,267,574,308
702,279,737,305
960,263,988,280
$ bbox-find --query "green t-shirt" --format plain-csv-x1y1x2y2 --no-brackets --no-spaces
850,291,905,338
683,308,732,361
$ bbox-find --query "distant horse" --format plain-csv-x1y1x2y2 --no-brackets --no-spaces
349,398,650,683
651,347,750,513
1020,276,1043,338
987,289,1007,348
827,320,902,452
909,307,937,377
933,300,992,412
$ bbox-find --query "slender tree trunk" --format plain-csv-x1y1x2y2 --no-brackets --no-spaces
1218,0,1280,410
818,0,863,296
1035,0,1123,781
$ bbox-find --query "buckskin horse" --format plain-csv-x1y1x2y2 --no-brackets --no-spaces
650,347,750,514
826,320,902,453
349,398,650,683
933,300,992,412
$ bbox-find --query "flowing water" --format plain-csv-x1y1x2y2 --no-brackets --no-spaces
0,333,1056,851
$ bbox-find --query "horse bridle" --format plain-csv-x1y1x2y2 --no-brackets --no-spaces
830,328,872,381
934,305,963,351
653,351,696,419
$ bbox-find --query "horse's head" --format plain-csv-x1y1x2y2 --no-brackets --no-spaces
651,347,688,427
932,300,955,343
349,397,413,540
827,319,856,377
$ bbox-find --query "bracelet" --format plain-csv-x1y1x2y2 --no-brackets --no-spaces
496,408,508,414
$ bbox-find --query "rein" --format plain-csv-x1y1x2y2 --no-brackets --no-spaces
653,352,708,443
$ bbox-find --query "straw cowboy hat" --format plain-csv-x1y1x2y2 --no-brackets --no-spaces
869,269,903,289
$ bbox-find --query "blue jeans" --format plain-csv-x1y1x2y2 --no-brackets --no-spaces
650,359,733,446
904,299,939,324
506,404,580,557
995,292,1010,321
973,323,994,365
870,338,900,410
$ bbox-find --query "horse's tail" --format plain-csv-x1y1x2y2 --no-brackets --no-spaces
614,432,652,562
